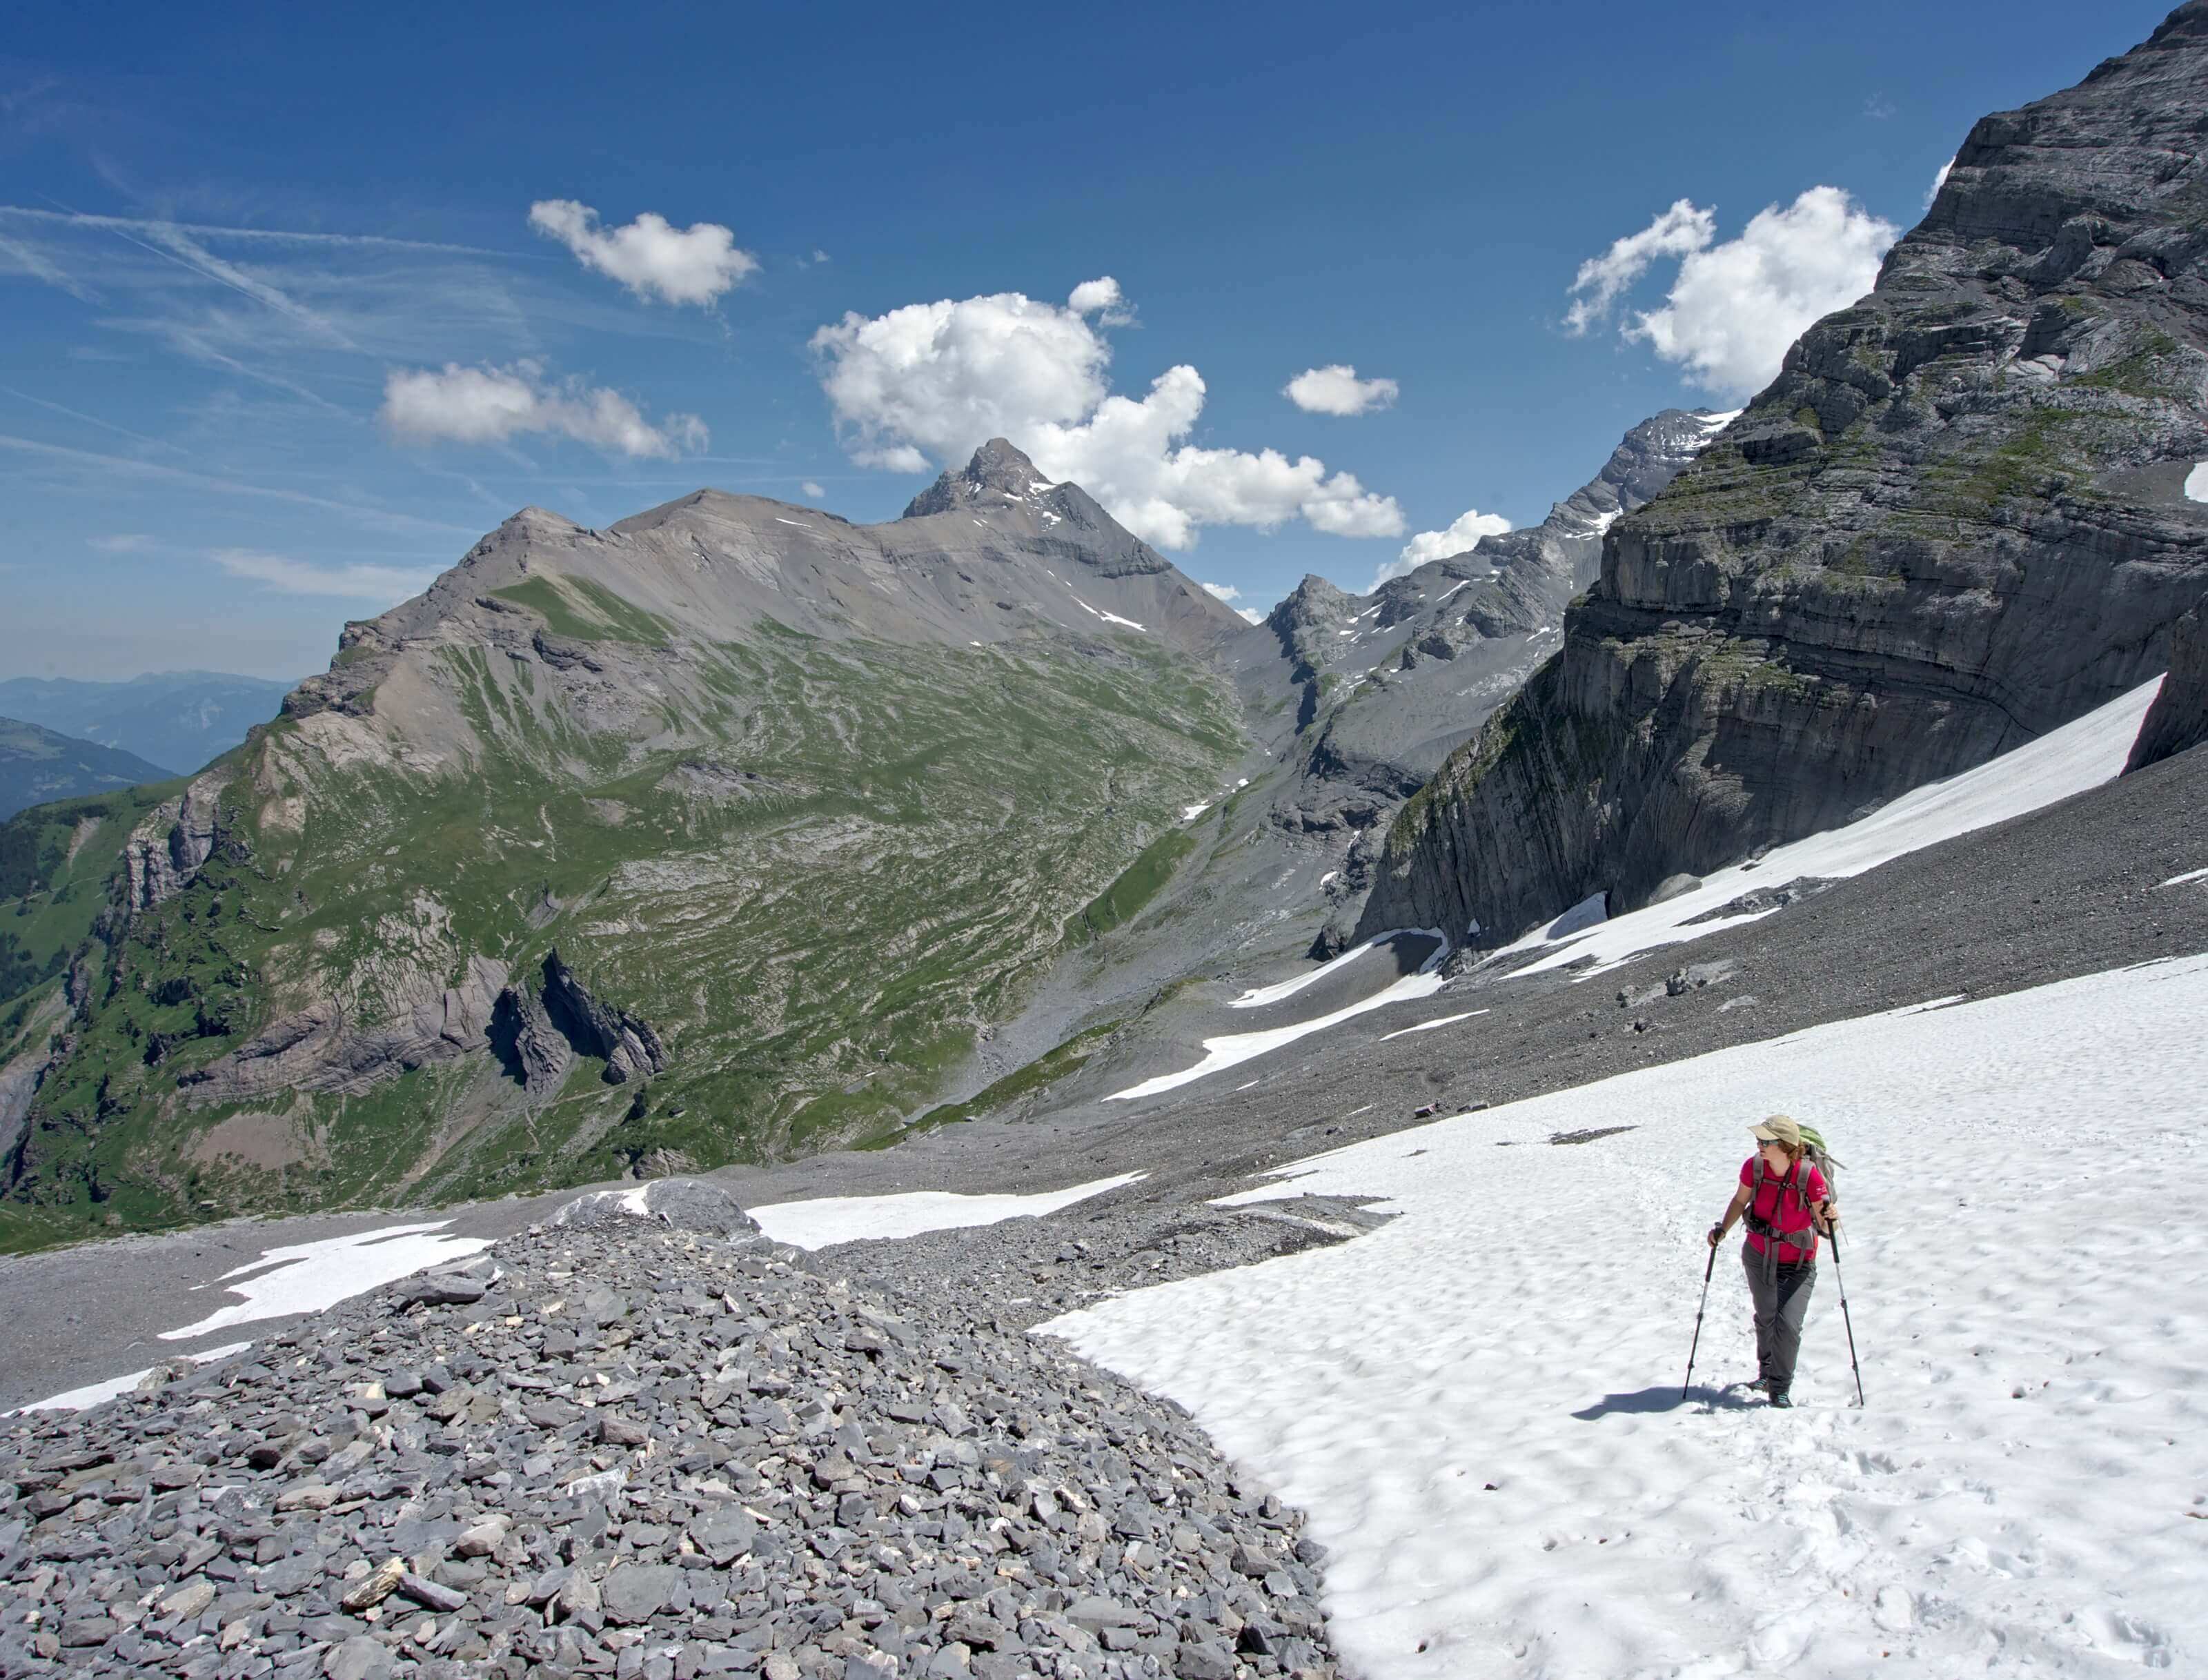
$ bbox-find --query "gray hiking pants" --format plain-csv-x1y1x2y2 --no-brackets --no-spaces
1743,1246,1817,1396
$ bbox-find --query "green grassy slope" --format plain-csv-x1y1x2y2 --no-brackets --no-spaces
0,625,1241,1250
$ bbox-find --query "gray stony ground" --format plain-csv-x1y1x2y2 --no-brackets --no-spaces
0,1198,1341,1680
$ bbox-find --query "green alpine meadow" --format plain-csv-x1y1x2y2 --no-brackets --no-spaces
0,450,1250,1249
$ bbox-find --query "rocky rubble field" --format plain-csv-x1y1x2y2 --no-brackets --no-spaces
0,1188,1341,1680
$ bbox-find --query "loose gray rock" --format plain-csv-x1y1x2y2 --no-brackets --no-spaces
0,1214,1346,1679
554,1176,764,1240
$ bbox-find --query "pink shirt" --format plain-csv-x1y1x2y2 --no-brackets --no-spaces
1739,1156,1828,1263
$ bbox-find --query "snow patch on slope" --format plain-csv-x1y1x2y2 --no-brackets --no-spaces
747,1172,1145,1250
1501,676,2164,978
159,1222,495,1342
14,1343,254,1416
1109,933,1448,1101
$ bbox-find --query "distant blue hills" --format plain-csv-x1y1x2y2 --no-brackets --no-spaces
0,671,296,780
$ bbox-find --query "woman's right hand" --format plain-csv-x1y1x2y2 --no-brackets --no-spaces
1707,1223,1724,1247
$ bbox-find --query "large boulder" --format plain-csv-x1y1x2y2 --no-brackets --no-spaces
552,1176,762,1240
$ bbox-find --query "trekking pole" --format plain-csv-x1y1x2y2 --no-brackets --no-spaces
1681,1232,1719,1403
1829,1225,1866,1407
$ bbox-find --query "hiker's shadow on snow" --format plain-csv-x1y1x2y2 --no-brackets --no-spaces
1573,1383,1760,1420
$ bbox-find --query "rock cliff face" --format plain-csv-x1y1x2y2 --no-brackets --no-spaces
477,946,674,1100
2127,599,2208,768
1361,3,2208,947
1220,411,1731,951
120,775,226,914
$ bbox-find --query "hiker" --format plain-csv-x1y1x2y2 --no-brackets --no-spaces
1706,1114,1837,1407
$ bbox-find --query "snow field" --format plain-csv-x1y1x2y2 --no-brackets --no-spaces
1049,955,2208,1679
745,1171,1145,1250
12,1344,253,1416
1228,929,1444,1011
161,1221,494,1342
1378,1009,1488,1042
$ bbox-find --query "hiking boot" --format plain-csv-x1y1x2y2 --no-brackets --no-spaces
1768,1390,1794,1409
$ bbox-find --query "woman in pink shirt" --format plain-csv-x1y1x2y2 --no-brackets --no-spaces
1707,1114,1838,1407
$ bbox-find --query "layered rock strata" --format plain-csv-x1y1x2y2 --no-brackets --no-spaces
1362,3,2208,947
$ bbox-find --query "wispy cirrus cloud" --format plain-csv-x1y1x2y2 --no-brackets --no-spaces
0,204,506,255
210,548,435,602
0,433,475,535
0,384,188,452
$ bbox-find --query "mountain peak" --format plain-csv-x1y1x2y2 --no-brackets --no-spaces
902,438,1053,517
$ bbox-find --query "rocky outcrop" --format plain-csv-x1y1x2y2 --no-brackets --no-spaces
542,948,669,1084
179,956,509,1103
2127,597,2208,768
121,773,226,914
1361,5,2208,947
551,1176,762,1238
491,982,572,1096
490,950,669,1096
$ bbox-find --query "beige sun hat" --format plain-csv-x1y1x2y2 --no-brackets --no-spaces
1750,1114,1802,1149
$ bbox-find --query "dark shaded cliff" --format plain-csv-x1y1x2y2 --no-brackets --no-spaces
1361,3,2208,946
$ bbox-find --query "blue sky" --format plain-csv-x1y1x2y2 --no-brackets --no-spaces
0,0,2176,680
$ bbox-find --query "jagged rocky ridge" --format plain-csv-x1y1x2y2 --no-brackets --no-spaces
1361,3,2208,948
1219,411,1731,953
0,1187,1342,1680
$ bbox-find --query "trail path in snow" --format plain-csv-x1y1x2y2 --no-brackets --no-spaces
1049,955,2208,1679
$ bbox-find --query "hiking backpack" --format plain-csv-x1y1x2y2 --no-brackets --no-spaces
1746,1125,1841,1259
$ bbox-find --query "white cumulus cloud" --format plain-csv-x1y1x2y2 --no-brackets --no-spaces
379,360,707,458
1201,582,1265,624
1564,199,1714,335
1284,364,1399,416
801,480,825,498
528,199,758,307
810,281,1402,550
1067,276,1135,325
1368,507,1512,591
1567,188,1899,398
210,549,434,602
